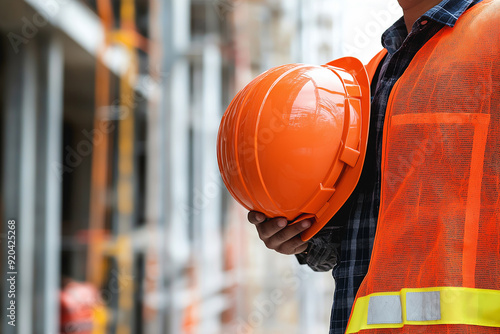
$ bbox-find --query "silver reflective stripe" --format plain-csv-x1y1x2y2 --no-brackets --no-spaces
406,291,441,321
367,295,403,325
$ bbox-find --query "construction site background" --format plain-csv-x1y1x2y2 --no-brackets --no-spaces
0,1,401,333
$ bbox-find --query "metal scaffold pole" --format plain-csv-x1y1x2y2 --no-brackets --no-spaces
1,31,64,334
33,34,64,334
144,0,169,333
2,36,38,334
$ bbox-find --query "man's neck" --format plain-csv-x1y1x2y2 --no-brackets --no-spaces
399,0,442,33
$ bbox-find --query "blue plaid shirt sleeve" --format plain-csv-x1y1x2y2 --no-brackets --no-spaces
295,220,343,272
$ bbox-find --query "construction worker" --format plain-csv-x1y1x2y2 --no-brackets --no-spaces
248,0,500,333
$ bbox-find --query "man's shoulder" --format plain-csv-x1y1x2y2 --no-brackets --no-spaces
470,0,500,20
461,0,500,44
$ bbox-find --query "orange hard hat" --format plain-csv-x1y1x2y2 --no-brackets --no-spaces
217,57,370,241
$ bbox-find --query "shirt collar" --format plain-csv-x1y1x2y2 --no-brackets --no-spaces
381,17,407,54
381,0,481,54
422,0,476,26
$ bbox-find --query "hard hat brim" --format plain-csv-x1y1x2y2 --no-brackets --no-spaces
296,57,371,241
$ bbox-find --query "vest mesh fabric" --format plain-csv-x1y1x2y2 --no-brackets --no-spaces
350,0,500,332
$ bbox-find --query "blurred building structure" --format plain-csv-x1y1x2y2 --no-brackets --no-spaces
0,1,400,334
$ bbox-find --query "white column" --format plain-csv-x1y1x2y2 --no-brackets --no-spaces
34,34,64,334
2,38,38,334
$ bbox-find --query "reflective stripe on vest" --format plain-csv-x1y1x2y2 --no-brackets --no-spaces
347,287,500,333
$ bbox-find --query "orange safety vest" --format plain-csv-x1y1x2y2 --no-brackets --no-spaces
346,0,500,332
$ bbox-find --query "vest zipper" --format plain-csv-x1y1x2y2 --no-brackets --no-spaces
368,77,402,270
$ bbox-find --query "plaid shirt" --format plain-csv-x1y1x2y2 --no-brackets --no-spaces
295,0,483,332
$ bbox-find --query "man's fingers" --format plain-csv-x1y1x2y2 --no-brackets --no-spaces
294,242,309,254
263,219,312,249
248,211,266,225
248,212,313,255
257,217,287,239
276,237,309,255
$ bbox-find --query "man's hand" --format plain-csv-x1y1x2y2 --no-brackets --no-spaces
247,211,311,255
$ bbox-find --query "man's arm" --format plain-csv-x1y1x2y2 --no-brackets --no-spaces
295,223,342,272
247,211,342,272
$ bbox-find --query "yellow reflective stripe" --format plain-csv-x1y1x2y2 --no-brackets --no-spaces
346,287,500,333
